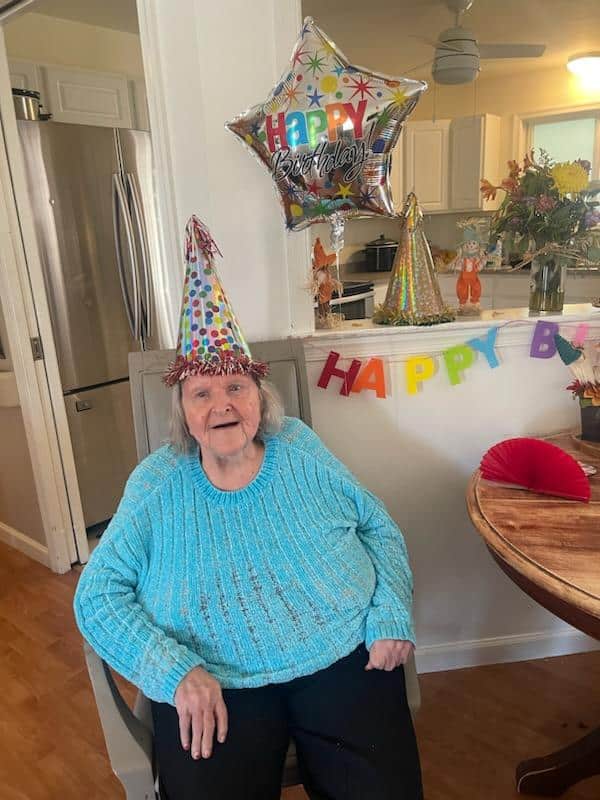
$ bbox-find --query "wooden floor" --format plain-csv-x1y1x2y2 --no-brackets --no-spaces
1,540,599,800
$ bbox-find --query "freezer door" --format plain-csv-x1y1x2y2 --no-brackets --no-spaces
64,380,138,528
118,129,170,351
17,120,139,391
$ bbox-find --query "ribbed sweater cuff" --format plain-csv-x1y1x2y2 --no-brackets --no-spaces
162,652,208,705
365,616,416,650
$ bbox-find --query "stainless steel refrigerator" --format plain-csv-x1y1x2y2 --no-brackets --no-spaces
17,119,168,528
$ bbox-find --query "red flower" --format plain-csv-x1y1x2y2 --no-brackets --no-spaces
534,194,557,213
480,179,498,201
501,177,520,195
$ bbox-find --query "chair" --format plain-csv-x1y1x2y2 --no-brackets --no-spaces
84,642,421,799
83,339,422,798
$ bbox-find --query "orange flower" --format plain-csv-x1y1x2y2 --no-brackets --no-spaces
507,159,520,179
480,179,498,201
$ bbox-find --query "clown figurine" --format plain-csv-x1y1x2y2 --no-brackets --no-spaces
450,229,487,314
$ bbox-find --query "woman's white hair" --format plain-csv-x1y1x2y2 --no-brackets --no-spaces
168,376,284,454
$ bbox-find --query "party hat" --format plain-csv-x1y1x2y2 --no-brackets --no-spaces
163,216,268,386
373,193,455,326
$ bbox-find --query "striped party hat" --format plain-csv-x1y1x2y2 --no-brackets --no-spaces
163,216,268,386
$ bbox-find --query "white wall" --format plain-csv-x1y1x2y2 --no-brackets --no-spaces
4,12,144,76
304,314,600,671
139,0,313,345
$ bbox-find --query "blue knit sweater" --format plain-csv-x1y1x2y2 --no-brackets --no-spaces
74,417,414,704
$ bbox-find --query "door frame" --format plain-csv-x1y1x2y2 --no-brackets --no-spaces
0,25,87,572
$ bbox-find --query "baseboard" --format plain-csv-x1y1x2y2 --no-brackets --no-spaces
415,629,600,674
0,520,50,568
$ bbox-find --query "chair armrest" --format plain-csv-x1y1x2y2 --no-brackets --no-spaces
83,641,156,798
405,650,421,718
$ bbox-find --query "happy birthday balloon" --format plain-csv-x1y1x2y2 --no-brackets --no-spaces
226,17,427,232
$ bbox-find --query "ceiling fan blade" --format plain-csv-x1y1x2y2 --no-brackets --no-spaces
408,33,465,54
479,43,546,59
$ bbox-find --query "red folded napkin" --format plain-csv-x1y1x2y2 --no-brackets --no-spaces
480,438,591,503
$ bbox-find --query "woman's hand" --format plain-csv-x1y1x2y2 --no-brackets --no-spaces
174,666,228,759
365,639,414,671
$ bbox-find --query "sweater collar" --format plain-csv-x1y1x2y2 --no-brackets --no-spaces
184,434,280,505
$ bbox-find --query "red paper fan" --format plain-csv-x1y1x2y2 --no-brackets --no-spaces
480,438,590,502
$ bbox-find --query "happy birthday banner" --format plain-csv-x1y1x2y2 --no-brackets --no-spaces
316,320,597,398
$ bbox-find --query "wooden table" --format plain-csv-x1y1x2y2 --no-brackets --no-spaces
466,433,600,796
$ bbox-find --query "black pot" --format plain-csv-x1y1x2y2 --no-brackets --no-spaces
364,234,397,272
580,404,600,442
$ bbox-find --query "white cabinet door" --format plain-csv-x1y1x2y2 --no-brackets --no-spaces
450,114,501,212
42,65,133,128
402,120,450,212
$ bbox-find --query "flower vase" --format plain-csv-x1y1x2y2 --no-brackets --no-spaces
528,253,567,315
580,399,600,442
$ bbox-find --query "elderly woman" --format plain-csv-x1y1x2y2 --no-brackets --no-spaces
74,217,422,800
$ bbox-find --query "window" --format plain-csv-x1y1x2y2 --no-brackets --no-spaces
528,114,600,180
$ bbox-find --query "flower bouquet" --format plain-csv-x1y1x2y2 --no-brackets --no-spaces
555,333,600,442
481,151,600,314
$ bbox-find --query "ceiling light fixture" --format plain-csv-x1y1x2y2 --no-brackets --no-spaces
567,53,600,86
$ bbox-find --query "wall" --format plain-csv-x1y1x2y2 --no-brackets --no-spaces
3,12,144,77
304,313,600,671
138,0,312,344
0,406,45,544
0,301,45,546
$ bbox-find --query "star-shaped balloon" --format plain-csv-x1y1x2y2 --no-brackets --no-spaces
226,17,427,233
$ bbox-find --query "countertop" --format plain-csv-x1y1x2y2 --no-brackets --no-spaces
309,303,600,340
344,267,600,283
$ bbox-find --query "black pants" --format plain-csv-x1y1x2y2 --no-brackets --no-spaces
151,645,423,800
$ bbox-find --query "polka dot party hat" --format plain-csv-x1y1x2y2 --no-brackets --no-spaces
163,216,268,386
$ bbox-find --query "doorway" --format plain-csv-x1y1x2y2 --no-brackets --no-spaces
0,0,173,569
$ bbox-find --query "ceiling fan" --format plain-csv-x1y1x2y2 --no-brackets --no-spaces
420,0,546,85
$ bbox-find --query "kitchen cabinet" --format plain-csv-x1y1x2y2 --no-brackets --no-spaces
42,65,133,128
393,119,450,212
450,114,501,212
392,113,501,214
8,59,145,129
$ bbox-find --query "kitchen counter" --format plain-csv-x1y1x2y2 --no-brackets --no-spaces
310,303,600,336
341,270,600,313
344,267,600,283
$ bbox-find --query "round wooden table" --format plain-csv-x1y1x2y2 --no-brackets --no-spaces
466,433,600,796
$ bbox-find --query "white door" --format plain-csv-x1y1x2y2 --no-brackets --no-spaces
402,120,450,212
0,28,88,572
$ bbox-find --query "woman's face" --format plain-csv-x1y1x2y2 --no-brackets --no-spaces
181,373,261,459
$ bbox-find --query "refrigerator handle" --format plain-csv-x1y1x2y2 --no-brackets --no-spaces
125,172,152,340
112,173,141,341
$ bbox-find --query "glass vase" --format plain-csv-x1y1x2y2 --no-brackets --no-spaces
528,253,567,315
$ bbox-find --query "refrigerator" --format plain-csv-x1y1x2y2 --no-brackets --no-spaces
17,119,168,528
